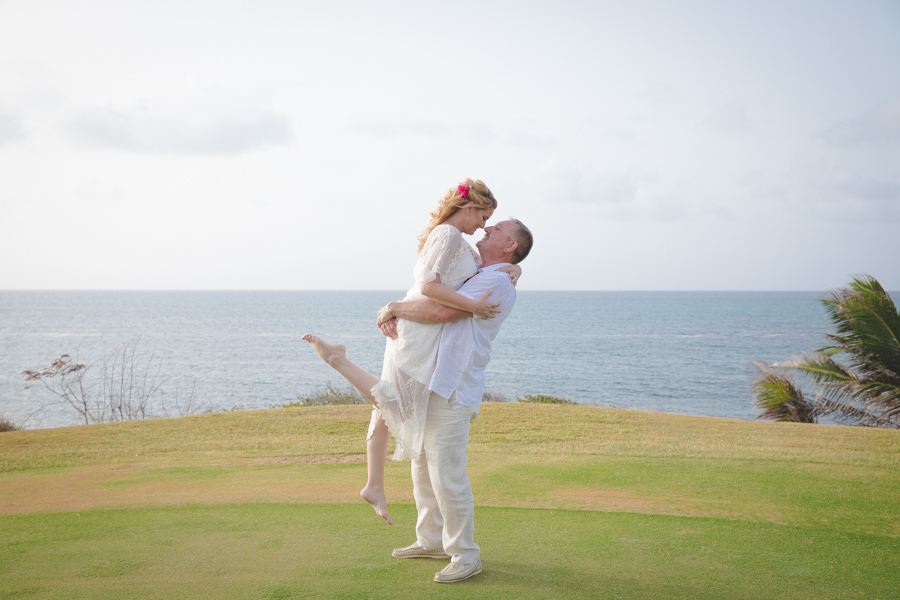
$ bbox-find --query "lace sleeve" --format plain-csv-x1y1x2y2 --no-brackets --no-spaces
414,224,464,284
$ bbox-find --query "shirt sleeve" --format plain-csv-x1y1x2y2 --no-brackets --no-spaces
414,224,464,284
456,271,515,320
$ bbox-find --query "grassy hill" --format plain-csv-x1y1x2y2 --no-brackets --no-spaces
1,404,898,599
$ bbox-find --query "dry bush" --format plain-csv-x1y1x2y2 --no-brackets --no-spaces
483,390,514,402
0,414,20,432
286,384,368,407
22,340,196,425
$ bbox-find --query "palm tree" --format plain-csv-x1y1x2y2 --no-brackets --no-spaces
753,276,900,428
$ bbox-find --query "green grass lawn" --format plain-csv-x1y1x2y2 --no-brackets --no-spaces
1,404,898,599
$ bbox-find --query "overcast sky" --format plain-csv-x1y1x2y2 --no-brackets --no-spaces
1,0,898,291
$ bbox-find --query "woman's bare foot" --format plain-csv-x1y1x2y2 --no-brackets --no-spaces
360,485,393,525
302,334,347,367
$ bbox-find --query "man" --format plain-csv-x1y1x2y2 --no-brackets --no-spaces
376,218,533,583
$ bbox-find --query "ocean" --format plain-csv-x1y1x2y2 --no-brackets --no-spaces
0,290,831,429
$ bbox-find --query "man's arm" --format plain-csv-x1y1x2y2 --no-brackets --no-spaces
377,287,499,328
377,298,470,327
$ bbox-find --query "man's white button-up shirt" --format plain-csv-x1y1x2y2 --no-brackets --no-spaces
428,263,517,407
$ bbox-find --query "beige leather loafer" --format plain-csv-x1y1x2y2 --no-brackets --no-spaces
391,543,451,559
434,558,482,583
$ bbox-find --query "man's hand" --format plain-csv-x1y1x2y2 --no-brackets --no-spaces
380,318,398,340
377,304,394,328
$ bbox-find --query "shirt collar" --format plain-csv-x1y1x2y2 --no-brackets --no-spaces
479,263,511,273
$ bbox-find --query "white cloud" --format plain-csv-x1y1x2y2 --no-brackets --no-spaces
1,1,899,290
817,175,900,223
63,107,293,156
0,113,25,145
536,163,710,222
698,103,754,135
541,163,638,206
818,98,900,147
342,115,555,149
638,82,684,109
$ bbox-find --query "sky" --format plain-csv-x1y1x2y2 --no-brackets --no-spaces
0,0,898,291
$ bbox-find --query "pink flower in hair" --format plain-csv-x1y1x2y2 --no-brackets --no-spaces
458,183,470,199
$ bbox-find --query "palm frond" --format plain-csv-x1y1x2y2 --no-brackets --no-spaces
821,275,900,378
752,360,817,423
814,378,900,425
817,346,844,358
777,352,855,386
754,276,900,429
813,393,899,428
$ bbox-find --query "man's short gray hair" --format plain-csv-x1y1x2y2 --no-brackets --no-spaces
509,218,533,264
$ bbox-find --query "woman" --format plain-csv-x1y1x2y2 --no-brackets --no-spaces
303,178,520,525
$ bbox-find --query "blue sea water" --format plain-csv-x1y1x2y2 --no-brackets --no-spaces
0,290,830,429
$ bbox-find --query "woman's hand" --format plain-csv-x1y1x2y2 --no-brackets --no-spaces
498,264,522,286
471,290,501,319
380,319,398,340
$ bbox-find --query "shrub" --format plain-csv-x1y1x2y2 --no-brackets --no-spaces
286,384,368,407
517,394,575,405
482,390,514,403
0,414,20,432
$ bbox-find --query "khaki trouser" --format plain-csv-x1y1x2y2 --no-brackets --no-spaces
411,391,480,564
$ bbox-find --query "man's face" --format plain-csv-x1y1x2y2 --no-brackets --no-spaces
476,220,516,259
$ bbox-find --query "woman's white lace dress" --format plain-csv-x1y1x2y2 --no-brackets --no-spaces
370,224,479,460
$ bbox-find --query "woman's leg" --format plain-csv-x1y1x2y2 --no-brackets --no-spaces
302,334,379,404
360,414,393,525
303,334,393,524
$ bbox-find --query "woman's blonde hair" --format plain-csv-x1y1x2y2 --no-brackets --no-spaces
417,178,497,253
